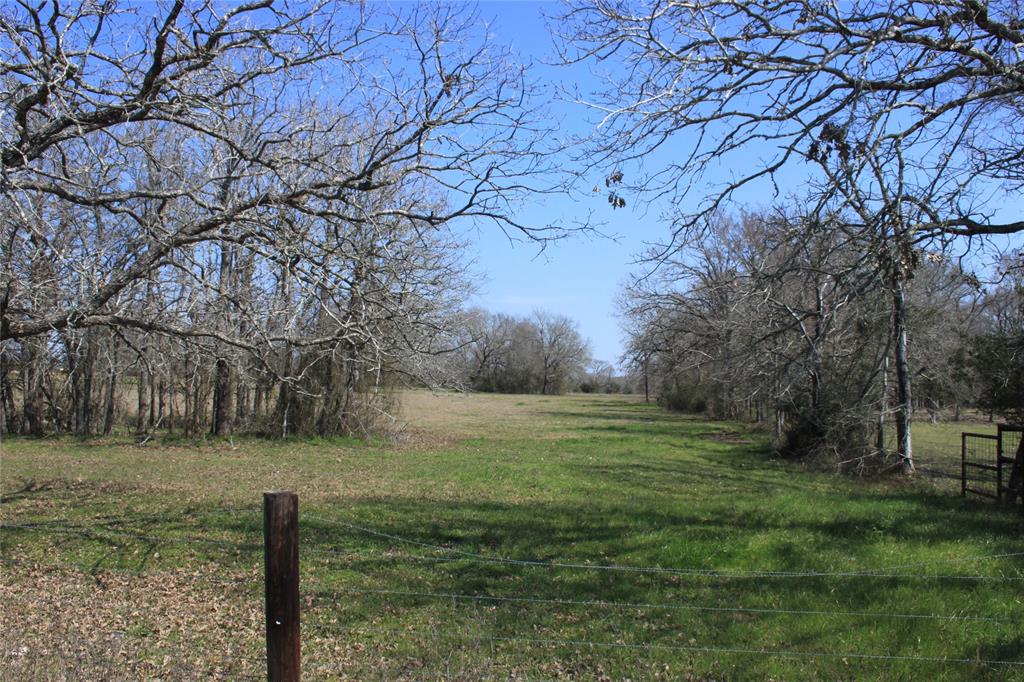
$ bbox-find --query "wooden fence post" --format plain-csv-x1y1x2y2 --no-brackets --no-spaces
264,491,300,681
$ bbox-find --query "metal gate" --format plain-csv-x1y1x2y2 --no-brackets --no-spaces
961,424,1024,507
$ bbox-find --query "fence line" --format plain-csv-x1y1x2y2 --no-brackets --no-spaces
314,586,1018,624
0,521,262,551
301,624,1024,668
857,549,1024,572
483,634,1024,667
5,552,1013,625
6,502,1024,676
302,515,1024,581
303,542,1024,581
7,512,1020,582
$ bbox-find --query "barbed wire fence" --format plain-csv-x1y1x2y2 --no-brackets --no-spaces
3,496,1024,680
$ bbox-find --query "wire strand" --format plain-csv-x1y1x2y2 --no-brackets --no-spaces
301,625,1024,667
302,516,1024,581
314,586,1018,624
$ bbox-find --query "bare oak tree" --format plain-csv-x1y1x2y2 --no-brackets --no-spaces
1,1,567,436
560,0,1023,240
561,0,1024,470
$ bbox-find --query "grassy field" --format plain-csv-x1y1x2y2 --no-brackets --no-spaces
1,392,1022,680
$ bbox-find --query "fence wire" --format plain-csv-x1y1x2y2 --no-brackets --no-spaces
310,586,1018,624
301,515,1024,582
5,508,1023,676
6,511,1020,582
301,624,1024,668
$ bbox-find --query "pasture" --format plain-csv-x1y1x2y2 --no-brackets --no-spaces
1,392,1021,680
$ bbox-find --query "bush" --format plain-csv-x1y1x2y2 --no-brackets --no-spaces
776,396,879,472
659,379,708,414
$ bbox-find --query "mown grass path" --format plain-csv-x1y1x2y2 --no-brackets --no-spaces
2,393,1022,680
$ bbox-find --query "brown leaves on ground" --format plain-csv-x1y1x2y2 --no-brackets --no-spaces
0,561,263,680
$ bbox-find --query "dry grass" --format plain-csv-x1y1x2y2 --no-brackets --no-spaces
397,390,643,439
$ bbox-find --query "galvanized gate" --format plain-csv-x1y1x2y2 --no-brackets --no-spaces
961,424,1024,507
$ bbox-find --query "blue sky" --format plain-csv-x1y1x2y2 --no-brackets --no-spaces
460,1,663,367
459,1,812,367
456,2,838,367
458,1,1024,369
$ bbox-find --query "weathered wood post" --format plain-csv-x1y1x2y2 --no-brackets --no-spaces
264,491,300,681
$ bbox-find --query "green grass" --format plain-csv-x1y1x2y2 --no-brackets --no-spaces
2,392,1022,680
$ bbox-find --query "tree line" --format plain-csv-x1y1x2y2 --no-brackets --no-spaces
0,294,609,437
620,210,1023,471
454,309,593,395
561,0,1024,472
0,2,568,438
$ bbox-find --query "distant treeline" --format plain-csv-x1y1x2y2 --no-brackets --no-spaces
456,309,589,394
452,309,632,396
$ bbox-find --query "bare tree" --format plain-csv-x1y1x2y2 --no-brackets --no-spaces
618,210,984,470
559,0,1023,241
533,309,592,395
456,309,591,395
1,1,571,436
560,0,1024,470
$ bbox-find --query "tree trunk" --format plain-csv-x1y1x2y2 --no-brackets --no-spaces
1004,434,1024,506
167,384,177,434
191,377,204,435
643,356,650,403
157,381,165,425
254,383,264,418
65,334,82,433
183,376,193,436
81,335,95,435
274,349,294,439
149,370,156,430
22,338,45,436
136,364,150,438
103,364,117,436
876,353,888,457
1,353,19,434
211,180,237,438
277,380,291,438
212,356,233,436
339,358,359,435
236,382,248,426
892,282,914,473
